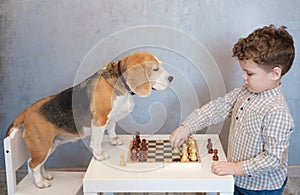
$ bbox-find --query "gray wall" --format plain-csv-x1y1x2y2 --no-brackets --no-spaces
1,0,299,168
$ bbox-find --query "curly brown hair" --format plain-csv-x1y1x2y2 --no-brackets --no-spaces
232,24,295,76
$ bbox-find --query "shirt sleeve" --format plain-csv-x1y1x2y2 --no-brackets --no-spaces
182,87,243,134
241,107,294,177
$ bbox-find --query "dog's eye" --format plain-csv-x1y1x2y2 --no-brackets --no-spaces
153,68,159,71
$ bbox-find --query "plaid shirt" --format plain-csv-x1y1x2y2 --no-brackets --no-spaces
182,85,294,190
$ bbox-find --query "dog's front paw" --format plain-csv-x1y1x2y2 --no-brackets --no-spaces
93,151,110,161
36,179,51,188
43,172,53,180
110,136,123,145
41,169,53,180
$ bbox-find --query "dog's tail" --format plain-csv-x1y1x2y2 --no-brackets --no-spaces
6,108,28,137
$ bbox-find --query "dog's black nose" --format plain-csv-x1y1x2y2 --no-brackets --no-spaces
168,76,174,82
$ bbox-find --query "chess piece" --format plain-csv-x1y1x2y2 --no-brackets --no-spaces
139,149,147,162
181,150,189,162
190,148,197,162
188,140,195,154
207,139,213,154
188,136,195,144
182,145,187,152
135,131,141,144
141,139,147,151
131,148,138,161
132,138,139,149
120,154,126,167
212,149,219,161
207,138,213,149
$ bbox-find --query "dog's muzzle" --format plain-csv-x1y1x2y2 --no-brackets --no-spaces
152,75,173,91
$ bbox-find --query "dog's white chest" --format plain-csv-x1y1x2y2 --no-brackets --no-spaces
108,93,135,122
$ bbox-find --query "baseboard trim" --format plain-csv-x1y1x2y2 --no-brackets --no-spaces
288,165,300,177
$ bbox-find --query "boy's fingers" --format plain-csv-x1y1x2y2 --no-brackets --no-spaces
175,138,184,148
170,136,181,148
169,133,176,146
170,130,179,147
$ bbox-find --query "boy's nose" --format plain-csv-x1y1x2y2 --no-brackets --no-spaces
241,71,247,80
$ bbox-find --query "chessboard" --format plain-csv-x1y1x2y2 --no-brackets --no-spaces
127,133,201,165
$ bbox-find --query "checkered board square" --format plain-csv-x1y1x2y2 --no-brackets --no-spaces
127,139,201,164
146,140,181,163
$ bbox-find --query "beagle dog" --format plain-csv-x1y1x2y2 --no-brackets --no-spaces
6,52,173,188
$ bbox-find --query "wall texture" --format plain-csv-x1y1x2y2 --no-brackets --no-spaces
0,0,299,168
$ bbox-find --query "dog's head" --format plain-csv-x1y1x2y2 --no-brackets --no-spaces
122,52,173,97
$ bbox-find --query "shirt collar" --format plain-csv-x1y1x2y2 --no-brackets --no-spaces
254,84,281,98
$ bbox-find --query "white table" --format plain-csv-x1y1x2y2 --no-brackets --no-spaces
83,134,234,195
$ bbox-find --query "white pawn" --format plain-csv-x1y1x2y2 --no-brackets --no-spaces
120,154,126,167
181,150,189,162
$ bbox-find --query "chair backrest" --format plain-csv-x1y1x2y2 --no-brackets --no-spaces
4,128,85,195
4,128,30,195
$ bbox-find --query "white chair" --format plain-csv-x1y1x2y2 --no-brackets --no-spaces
4,128,85,195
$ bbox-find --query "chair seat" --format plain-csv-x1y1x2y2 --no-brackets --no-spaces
15,171,84,195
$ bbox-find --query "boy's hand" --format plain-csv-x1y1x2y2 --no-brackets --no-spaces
169,126,189,148
211,161,244,176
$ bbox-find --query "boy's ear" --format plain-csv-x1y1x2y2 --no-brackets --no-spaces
271,67,282,80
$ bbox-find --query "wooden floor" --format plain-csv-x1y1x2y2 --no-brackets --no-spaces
0,171,299,195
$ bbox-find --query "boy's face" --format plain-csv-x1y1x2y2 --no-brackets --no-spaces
239,59,280,93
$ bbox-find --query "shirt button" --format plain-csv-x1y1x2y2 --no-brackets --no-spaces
247,98,251,101
240,107,243,110
236,116,238,120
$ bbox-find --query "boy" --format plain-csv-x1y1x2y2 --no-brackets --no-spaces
169,25,295,194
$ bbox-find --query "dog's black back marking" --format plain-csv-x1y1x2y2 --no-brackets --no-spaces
39,72,101,134
39,88,78,133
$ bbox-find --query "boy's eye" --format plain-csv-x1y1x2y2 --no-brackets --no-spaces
153,68,159,71
244,70,254,76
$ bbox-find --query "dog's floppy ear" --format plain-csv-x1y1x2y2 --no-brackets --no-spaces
126,63,151,97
